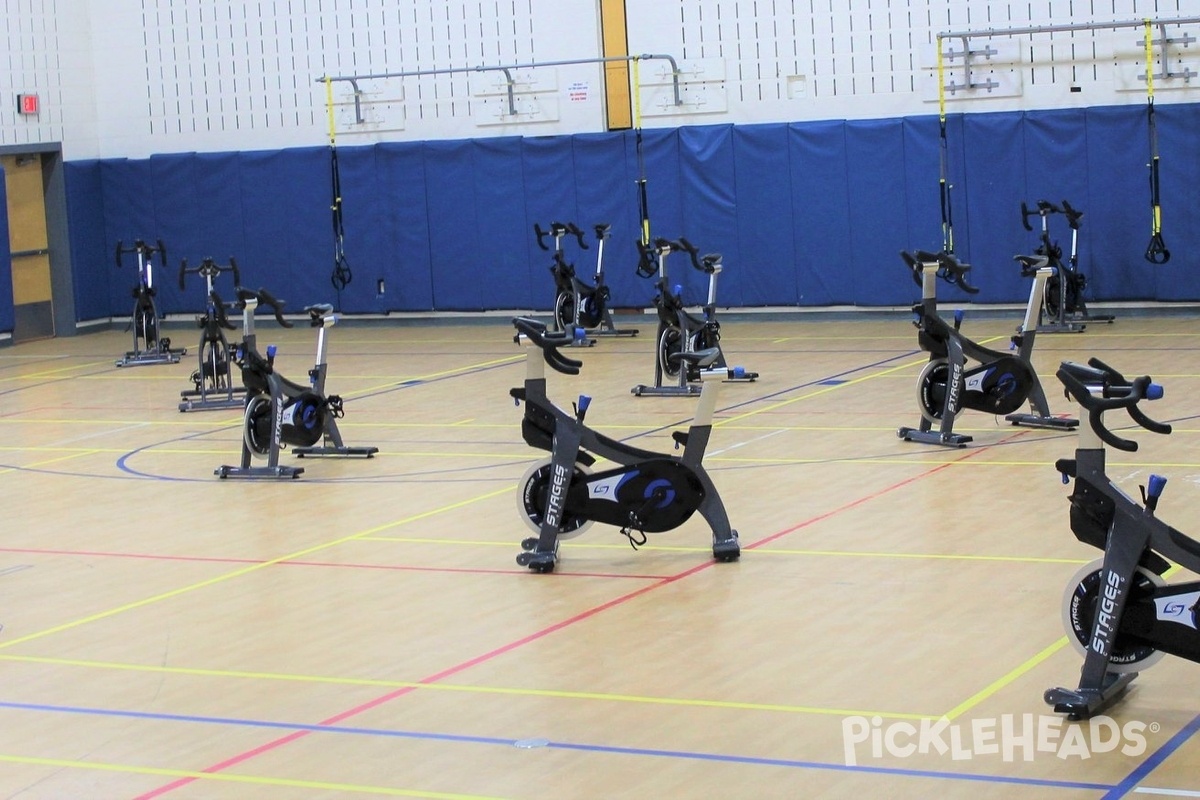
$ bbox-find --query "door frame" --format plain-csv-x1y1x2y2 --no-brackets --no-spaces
1,141,77,340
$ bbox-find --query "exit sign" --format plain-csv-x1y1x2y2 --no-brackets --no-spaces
16,94,39,115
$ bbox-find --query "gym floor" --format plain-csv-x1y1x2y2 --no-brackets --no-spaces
0,311,1197,799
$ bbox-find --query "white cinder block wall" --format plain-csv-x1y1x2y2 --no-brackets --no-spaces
0,0,1197,159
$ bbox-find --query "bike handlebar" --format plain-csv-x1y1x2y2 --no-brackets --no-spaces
115,239,167,269
906,249,980,294
512,316,583,375
1061,200,1084,231
1057,358,1170,452
1020,200,1063,232
534,221,589,252
236,287,294,328
653,237,722,274
178,256,241,291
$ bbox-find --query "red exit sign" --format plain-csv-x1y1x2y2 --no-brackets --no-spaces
16,94,39,115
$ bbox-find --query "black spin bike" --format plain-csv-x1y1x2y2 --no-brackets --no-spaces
178,257,245,412
509,317,741,573
534,221,638,345
1045,358,1200,720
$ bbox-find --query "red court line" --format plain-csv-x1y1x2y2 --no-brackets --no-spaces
745,435,1010,550
0,547,671,582
134,433,1024,798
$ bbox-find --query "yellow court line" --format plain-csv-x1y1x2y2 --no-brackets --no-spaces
0,654,931,721
941,637,1069,721
714,352,941,428
715,333,1020,428
0,754,503,800
0,487,512,651
0,449,104,477
941,565,1189,721
338,354,524,399
363,536,521,547
0,359,115,382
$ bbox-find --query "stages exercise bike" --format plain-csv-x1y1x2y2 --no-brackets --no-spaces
897,249,1078,447
115,239,186,367
1020,200,1114,333
509,317,741,573
631,237,757,397
214,289,376,480
178,256,245,412
1045,358,1200,719
534,221,638,345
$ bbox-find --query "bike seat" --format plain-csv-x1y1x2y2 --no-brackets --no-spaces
670,347,720,369
1014,253,1052,278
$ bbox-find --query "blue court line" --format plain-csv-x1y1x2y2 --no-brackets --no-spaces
626,351,922,444
0,700,1113,792
113,360,516,482
1104,712,1200,799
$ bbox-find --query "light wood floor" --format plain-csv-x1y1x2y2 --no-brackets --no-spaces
0,312,1197,799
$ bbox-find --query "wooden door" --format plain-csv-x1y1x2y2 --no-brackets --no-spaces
2,153,55,341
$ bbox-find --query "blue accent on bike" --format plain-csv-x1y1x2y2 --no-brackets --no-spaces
1146,383,1164,400
578,395,591,413
645,478,676,509
1148,474,1167,499
954,309,964,326
267,344,277,358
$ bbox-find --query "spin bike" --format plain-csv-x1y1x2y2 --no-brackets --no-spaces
509,317,741,573
1020,200,1114,333
178,257,245,412
534,221,638,345
897,249,1077,447
1044,358,1200,720
114,239,186,367
631,237,757,397
214,290,377,480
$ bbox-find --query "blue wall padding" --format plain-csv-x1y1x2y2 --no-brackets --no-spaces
476,137,535,310
570,131,643,309
423,140,483,311
1081,106,1154,301
678,125,739,306
0,163,12,333
102,158,159,316
237,147,331,313
845,119,922,306
733,124,798,306
63,160,107,322
788,119,852,305
59,101,1200,320
376,142,435,310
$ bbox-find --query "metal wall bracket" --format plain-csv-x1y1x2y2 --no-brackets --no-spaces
320,54,683,125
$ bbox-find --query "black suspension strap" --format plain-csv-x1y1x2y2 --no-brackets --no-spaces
937,44,955,255
326,77,355,294
632,57,656,278
1143,21,1170,264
